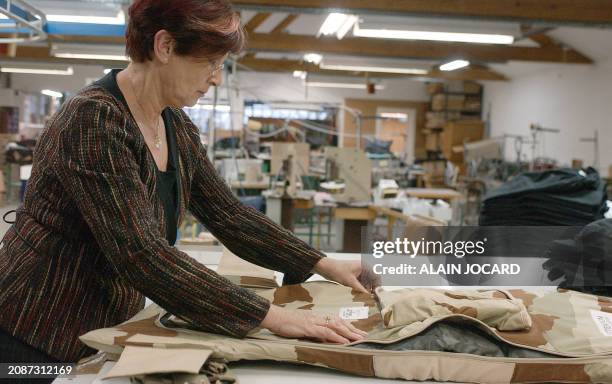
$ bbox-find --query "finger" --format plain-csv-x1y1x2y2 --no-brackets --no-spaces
338,319,367,339
346,321,369,337
315,326,350,344
359,266,382,292
329,319,363,341
348,275,369,294
371,273,382,289
344,320,368,338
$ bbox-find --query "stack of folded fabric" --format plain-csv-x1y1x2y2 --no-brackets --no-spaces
480,167,608,226
543,218,612,296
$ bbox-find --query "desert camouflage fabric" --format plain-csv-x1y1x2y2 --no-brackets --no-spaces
81,282,612,384
376,287,532,331
80,277,612,383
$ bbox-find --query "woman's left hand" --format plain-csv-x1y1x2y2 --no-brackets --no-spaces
312,258,380,293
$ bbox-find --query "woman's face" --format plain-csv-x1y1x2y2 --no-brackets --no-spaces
161,53,226,108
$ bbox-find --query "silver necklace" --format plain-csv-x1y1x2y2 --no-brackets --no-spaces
152,116,162,149
131,81,162,149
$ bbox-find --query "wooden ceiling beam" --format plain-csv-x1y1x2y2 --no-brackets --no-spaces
14,45,54,60
520,25,557,46
233,0,612,26
270,14,299,34
6,33,592,65
47,34,125,45
0,44,128,67
0,43,508,81
238,56,355,76
244,12,271,32
528,34,557,47
237,57,508,81
1,33,124,45
520,25,592,63
427,66,508,82
247,32,593,64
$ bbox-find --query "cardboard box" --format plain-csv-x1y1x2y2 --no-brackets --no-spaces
463,96,482,112
0,133,18,167
422,160,446,177
426,82,445,95
572,159,584,169
425,111,461,129
463,82,482,94
440,120,485,160
425,132,441,151
446,81,482,94
425,112,446,129
431,94,465,111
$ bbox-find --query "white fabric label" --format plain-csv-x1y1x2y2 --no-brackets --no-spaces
339,306,369,320
590,309,612,336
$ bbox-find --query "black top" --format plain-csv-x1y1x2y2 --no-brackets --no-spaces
96,70,178,245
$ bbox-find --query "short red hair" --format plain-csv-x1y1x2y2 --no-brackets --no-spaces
125,0,244,62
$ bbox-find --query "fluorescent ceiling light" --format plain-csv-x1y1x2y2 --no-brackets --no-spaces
353,24,514,45
319,13,358,39
41,89,63,98
319,13,348,35
51,44,128,62
320,56,432,75
439,60,470,71
293,70,307,79
254,52,303,61
303,53,323,65
304,81,384,90
380,112,408,119
0,66,73,75
46,11,125,25
336,15,358,40
268,102,326,112
54,53,128,61
320,63,427,75
188,104,231,112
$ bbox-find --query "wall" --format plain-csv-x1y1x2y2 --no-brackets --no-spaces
235,72,430,154
7,65,431,152
483,60,612,175
236,72,429,104
343,99,429,155
0,89,20,107
6,65,429,103
9,64,108,94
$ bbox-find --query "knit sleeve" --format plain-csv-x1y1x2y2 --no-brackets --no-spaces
53,96,270,337
181,111,325,284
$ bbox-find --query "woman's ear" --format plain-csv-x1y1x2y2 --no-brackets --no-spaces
153,30,173,64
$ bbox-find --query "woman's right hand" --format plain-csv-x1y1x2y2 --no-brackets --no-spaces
260,305,368,344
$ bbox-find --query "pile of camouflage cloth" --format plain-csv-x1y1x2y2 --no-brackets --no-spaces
79,275,612,383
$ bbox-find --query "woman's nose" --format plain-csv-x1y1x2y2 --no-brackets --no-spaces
210,70,223,87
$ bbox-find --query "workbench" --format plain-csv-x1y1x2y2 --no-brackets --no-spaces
230,180,270,190
51,247,555,384
50,248,439,384
403,188,461,202
333,205,376,252
265,193,335,248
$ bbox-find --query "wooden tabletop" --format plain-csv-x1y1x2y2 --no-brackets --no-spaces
404,188,461,200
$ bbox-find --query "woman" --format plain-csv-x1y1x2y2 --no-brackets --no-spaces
0,0,375,370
